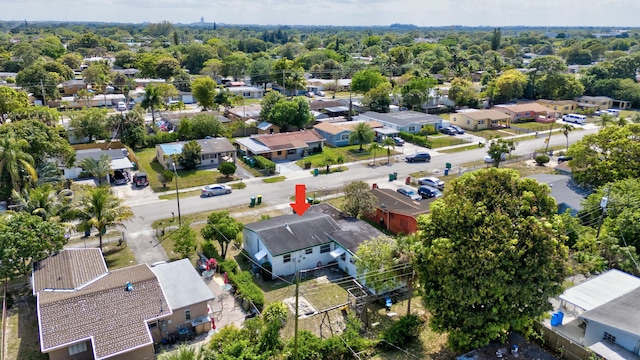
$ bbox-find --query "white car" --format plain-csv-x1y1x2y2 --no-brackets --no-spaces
484,153,507,163
417,176,445,190
116,101,127,112
201,184,232,197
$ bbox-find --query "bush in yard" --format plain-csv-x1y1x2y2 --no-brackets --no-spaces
380,314,424,348
201,240,220,260
254,155,276,174
219,161,236,177
535,154,550,166
219,259,238,274
228,270,265,310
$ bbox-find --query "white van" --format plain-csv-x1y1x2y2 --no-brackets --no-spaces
562,113,586,125
607,109,620,116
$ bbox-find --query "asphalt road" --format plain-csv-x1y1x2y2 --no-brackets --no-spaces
125,125,599,264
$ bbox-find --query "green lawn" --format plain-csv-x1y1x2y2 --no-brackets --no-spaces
103,243,137,269
470,128,518,139
511,121,554,132
134,148,231,192
428,135,471,148
263,176,286,183
296,145,399,168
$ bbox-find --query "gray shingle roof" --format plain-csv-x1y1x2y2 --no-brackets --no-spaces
361,111,442,127
580,287,640,337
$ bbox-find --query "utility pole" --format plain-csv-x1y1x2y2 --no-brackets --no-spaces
40,80,47,106
596,185,611,239
293,270,300,360
545,122,554,154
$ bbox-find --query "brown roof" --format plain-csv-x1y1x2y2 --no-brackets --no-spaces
32,249,108,294
309,99,348,111
372,188,434,217
494,103,553,114
314,121,383,135
38,264,171,359
254,130,325,149
458,110,511,121
536,99,577,106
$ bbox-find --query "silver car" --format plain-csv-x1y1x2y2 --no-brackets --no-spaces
201,184,232,197
396,187,422,201
417,176,445,190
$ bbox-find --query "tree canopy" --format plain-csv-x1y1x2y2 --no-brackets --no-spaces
342,181,377,218
201,211,243,259
413,168,568,351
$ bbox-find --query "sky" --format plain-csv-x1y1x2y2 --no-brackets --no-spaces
2,0,639,27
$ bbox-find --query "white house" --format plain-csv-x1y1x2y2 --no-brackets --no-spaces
357,111,444,133
225,86,264,99
242,204,388,293
61,148,133,181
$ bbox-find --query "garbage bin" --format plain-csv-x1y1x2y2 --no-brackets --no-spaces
393,172,398,180
389,173,394,181
250,196,256,207
444,168,449,176
405,176,411,185
313,168,319,176
256,195,262,205
307,197,314,204
132,162,137,171
445,162,452,169
178,327,189,342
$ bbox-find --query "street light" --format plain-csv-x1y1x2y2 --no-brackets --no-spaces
171,162,182,226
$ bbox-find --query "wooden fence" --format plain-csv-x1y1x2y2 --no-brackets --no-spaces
534,323,599,360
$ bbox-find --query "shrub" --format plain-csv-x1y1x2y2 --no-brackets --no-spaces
144,131,180,147
219,259,238,274
219,161,237,177
201,240,220,260
398,131,430,148
227,270,265,310
380,314,424,348
254,155,276,174
535,154,550,165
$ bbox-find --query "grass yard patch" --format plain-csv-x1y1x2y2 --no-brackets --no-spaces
263,176,286,183
103,243,136,269
296,145,399,168
438,144,482,153
471,129,517,139
3,295,46,360
428,135,471,148
158,189,202,200
511,122,554,131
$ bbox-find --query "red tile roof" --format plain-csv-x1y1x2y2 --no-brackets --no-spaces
254,130,325,149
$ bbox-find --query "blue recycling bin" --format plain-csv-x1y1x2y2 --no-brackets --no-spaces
444,168,449,176
550,311,564,326
313,168,319,176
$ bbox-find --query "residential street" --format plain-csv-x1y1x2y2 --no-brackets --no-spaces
120,125,599,265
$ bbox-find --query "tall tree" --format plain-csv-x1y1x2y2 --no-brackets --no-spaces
259,91,285,121
191,77,217,110
0,87,29,123
201,211,243,259
382,137,396,164
141,85,163,121
70,108,108,142
351,69,387,94
11,184,72,223
561,123,574,150
0,132,37,196
413,168,568,351
177,140,202,170
342,181,377,218
79,154,111,186
491,28,501,51
362,83,392,113
348,122,375,151
171,225,197,260
73,186,134,251
356,235,405,294
485,137,515,168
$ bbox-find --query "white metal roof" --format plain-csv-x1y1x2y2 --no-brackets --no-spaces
330,247,346,259
559,269,640,311
254,249,268,262
110,157,133,170
151,258,215,310
235,137,270,154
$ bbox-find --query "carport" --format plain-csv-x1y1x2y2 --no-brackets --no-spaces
110,157,134,184
374,127,399,142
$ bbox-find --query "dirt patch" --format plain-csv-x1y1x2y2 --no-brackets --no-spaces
3,294,46,360
283,296,317,317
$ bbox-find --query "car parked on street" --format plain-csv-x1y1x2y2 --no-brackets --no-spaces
418,186,443,199
558,156,573,163
484,153,507,163
440,126,457,136
405,152,431,163
417,176,445,190
201,184,232,197
396,187,422,201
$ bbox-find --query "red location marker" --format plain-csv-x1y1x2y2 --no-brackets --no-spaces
290,184,311,216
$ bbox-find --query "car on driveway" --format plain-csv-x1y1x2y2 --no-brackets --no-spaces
396,187,422,201
418,186,443,199
417,176,445,190
440,126,457,135
449,125,465,134
201,184,232,197
133,172,149,187
393,137,405,146
405,152,431,163
558,156,573,163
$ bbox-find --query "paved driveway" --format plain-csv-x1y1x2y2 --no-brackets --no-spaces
275,160,303,174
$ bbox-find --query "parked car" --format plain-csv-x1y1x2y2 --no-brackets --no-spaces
393,137,405,146
558,156,573,163
127,100,136,110
405,152,431,163
133,172,149,187
440,127,457,136
449,125,465,134
316,91,325,97
306,92,315,98
111,170,129,185
593,110,606,116
117,101,127,112
484,153,507,163
201,184,232,197
417,176,445,190
396,187,422,201
418,186,443,199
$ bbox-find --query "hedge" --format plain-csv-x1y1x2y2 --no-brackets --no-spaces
398,131,432,148
227,270,265,310
254,155,276,173
144,132,180,147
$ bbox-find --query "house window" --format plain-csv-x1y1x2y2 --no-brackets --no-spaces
277,151,282,155
243,92,251,97
287,149,296,155
603,332,616,343
283,254,291,263
185,309,191,320
305,248,313,255
340,134,349,141
69,342,88,356
408,126,416,132
564,106,569,110
148,321,158,329
467,120,470,125
478,120,485,125
320,244,331,253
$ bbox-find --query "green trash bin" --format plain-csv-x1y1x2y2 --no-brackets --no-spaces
313,168,319,176
257,195,262,205
307,197,314,204
250,196,256,207
389,173,394,181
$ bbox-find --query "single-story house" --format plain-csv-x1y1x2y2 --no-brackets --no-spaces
0,71,18,80
58,79,87,95
367,187,434,235
225,104,262,121
575,96,631,110
357,111,443,134
134,78,166,87
235,130,325,161
33,249,214,360
493,103,556,123
226,86,264,99
156,138,237,169
450,109,512,130
536,99,578,115
526,174,591,216
309,99,350,112
111,68,141,78
306,78,351,93
61,148,133,181
313,120,383,147
243,204,384,288
551,269,640,360
60,94,127,110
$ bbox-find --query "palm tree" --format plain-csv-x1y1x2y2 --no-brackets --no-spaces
617,117,628,127
336,155,346,170
368,142,382,166
79,154,112,186
600,113,613,129
382,137,396,164
349,122,375,151
11,184,73,223
560,124,574,151
36,161,64,186
0,133,37,193
74,187,134,251
158,344,205,360
141,85,163,122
